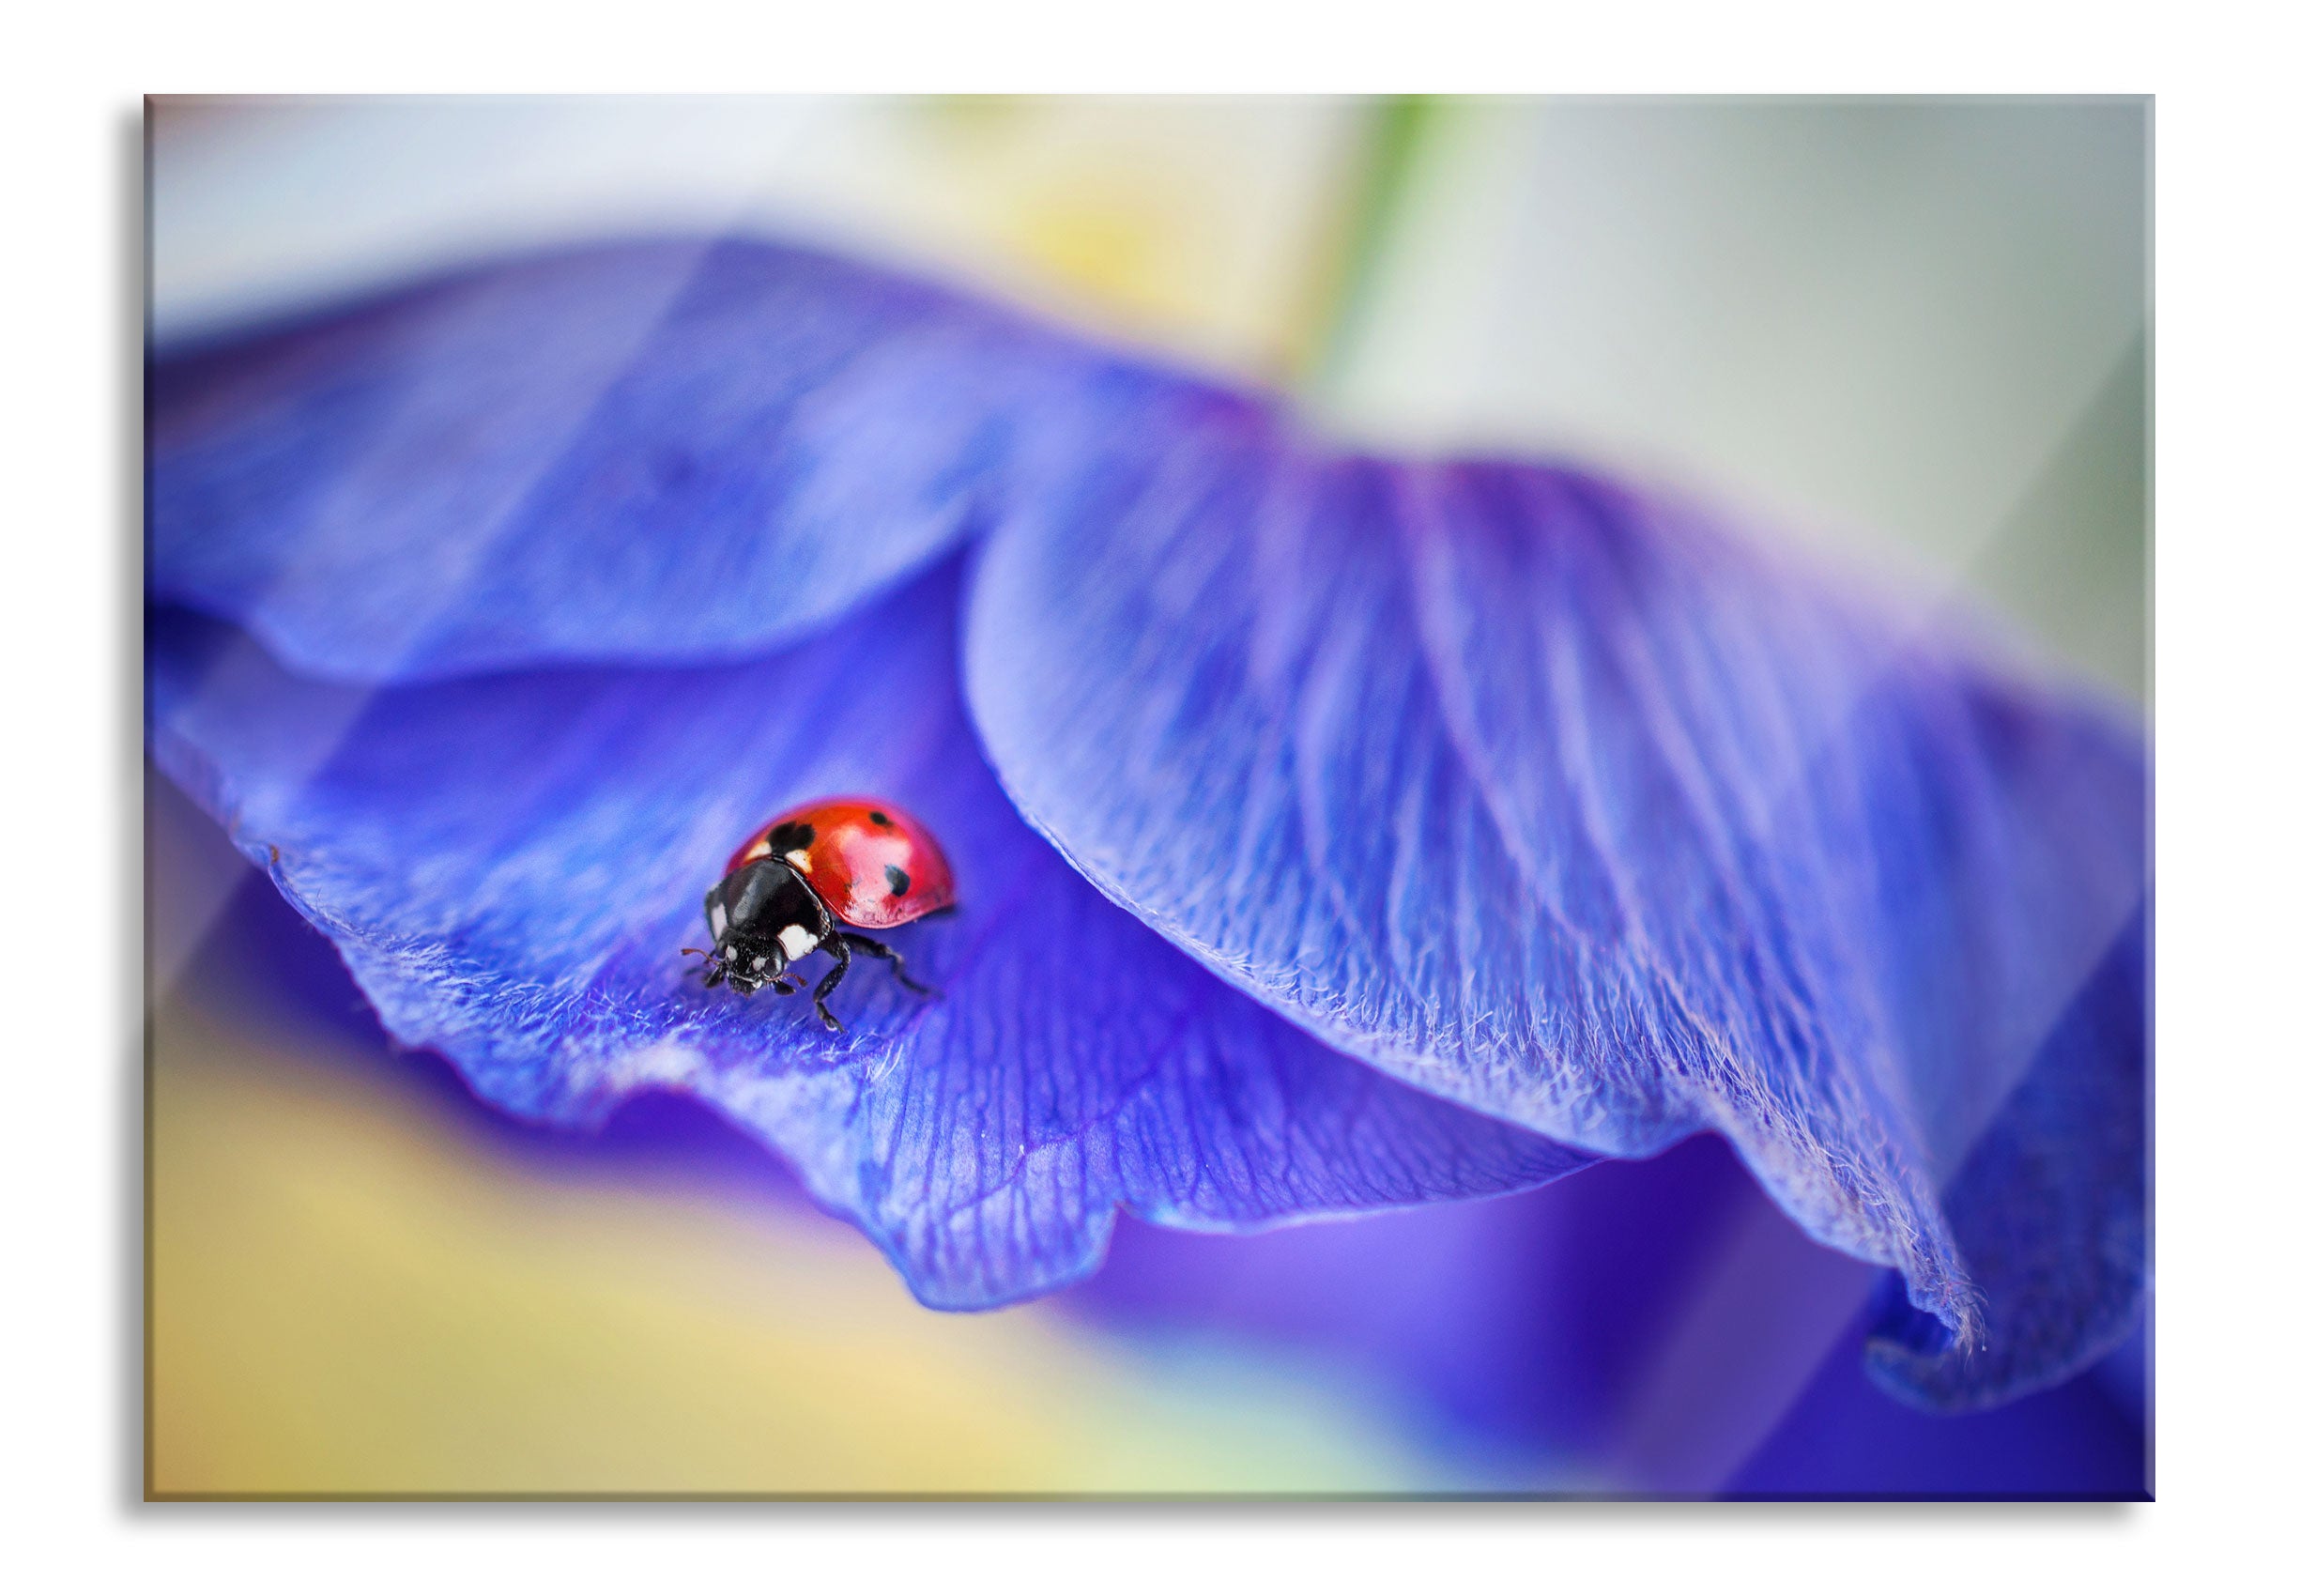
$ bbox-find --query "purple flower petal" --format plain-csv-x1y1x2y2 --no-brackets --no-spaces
1728,1320,2148,1498
965,423,2149,1406
149,238,1234,682
1079,1136,2145,1494
1077,1134,1836,1476
146,233,2147,1409
1864,903,2149,1411
146,561,1591,1308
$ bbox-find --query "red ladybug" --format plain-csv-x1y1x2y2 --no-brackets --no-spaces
689,797,956,1032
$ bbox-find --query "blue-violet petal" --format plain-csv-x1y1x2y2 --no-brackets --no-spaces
147,562,1593,1307
149,238,1237,682
964,428,2150,1406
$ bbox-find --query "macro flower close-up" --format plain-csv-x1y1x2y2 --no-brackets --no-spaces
143,95,2150,1498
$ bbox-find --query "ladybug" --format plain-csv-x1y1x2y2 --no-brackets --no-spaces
687,796,956,1032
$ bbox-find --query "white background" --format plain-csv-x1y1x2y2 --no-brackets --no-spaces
5,0,2292,1590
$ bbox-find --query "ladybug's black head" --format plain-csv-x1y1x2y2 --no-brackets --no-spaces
701,856,833,997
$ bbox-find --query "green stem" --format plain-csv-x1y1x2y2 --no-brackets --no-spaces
1299,95,1441,397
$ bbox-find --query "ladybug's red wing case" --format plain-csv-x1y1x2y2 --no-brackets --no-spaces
728,796,957,929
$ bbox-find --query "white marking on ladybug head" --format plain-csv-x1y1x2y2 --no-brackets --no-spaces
777,925,819,959
749,954,768,973
708,901,728,940
784,848,812,874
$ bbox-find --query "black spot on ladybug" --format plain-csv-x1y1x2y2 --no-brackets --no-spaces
885,864,912,898
767,821,815,854
869,810,892,827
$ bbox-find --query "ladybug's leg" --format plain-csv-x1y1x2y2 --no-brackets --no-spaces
843,933,938,998
811,938,851,1033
